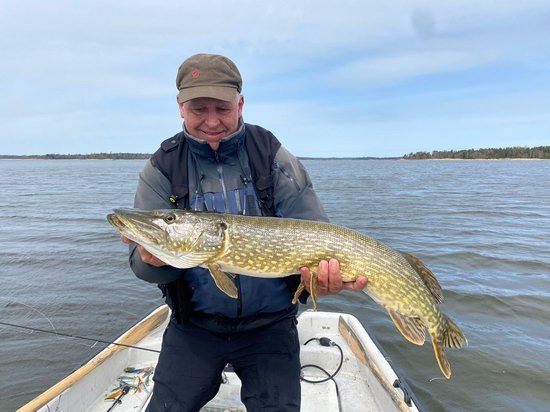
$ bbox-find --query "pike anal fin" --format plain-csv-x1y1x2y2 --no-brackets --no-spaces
207,263,238,299
387,308,426,345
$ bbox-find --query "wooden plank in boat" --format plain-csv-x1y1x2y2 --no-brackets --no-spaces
17,306,169,412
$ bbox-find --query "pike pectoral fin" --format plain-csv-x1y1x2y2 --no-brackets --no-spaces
207,263,238,299
387,308,426,345
399,251,444,304
172,252,215,269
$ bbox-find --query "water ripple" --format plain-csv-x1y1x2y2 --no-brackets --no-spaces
1,159,549,411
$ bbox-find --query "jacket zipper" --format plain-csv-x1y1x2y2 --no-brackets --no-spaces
214,151,229,212
214,151,242,316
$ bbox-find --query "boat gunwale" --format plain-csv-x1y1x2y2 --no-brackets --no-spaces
17,305,170,412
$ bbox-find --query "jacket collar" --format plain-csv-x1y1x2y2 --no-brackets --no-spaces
184,120,245,162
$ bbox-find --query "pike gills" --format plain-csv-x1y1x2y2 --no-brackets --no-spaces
108,208,467,379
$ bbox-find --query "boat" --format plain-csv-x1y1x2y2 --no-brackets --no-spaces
18,305,422,411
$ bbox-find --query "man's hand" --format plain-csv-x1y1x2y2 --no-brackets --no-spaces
299,259,367,296
121,236,167,267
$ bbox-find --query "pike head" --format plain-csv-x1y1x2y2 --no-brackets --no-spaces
107,209,228,268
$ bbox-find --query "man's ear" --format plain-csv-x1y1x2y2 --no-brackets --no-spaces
177,98,185,119
237,95,244,117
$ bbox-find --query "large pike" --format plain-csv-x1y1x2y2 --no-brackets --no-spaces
108,208,467,378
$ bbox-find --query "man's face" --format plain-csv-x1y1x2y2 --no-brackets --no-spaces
179,95,244,150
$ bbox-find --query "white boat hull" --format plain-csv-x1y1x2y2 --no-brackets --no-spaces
19,306,420,412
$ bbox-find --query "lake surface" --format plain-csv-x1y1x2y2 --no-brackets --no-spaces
1,159,549,411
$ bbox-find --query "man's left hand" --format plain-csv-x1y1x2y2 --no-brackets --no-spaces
299,259,368,296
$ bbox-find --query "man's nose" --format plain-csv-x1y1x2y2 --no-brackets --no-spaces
204,112,221,128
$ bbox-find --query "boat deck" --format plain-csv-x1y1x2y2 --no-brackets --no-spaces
84,329,376,412
26,308,419,412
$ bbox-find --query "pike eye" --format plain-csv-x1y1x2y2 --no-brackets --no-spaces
164,214,176,224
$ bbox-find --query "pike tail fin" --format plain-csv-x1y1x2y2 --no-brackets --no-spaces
430,315,468,379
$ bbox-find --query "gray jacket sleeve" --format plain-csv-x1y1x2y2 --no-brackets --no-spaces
272,146,329,223
129,159,185,284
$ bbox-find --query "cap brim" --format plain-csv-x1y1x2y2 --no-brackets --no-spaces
177,86,239,103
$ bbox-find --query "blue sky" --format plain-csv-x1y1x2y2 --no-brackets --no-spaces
0,1,548,157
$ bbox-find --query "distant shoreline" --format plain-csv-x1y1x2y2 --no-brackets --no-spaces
404,146,549,160
0,155,399,160
401,157,548,161
1,146,549,161
0,155,548,161
0,157,127,160
0,154,151,160
405,158,548,161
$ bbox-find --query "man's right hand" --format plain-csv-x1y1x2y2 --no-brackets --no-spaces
121,236,167,267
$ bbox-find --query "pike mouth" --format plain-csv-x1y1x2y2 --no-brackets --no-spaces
107,213,126,230
108,209,166,247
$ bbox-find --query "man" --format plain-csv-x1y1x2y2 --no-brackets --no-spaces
122,53,367,411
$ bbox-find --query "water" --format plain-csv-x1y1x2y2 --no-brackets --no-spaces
1,159,549,411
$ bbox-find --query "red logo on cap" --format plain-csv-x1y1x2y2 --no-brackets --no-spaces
191,69,200,78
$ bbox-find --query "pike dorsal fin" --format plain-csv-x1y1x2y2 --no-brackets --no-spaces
207,263,238,299
399,251,444,304
387,308,426,346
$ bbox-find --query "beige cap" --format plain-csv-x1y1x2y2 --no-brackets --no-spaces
176,53,242,103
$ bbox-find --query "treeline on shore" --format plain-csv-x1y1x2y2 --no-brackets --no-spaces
0,153,151,160
403,146,550,160
0,154,401,160
2,146,549,160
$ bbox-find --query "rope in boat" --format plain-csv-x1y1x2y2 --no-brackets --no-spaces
0,321,160,353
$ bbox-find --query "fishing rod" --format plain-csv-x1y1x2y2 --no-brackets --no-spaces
0,321,160,354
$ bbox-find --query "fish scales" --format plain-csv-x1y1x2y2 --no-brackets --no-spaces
222,214,384,278
107,208,467,379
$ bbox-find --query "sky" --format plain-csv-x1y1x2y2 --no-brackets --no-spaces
0,1,549,157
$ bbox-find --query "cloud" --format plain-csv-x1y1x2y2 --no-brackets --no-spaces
324,48,499,89
0,1,549,155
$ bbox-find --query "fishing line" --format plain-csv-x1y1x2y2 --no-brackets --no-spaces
1,298,160,353
0,321,160,354
0,297,60,335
